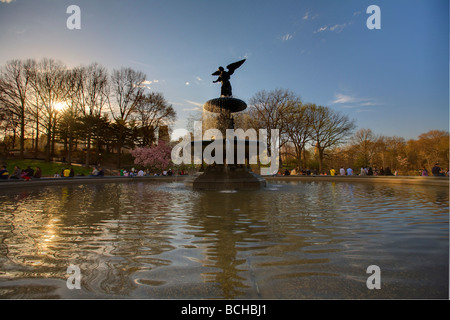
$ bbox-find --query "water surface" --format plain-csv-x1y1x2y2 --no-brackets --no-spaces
0,180,448,299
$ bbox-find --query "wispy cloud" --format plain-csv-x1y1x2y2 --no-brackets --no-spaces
281,33,293,41
184,100,203,107
142,80,159,85
333,93,358,104
359,101,379,107
302,11,318,20
138,79,160,90
129,59,153,69
183,99,203,111
0,0,16,3
332,93,382,109
329,23,347,33
314,23,348,34
314,26,328,33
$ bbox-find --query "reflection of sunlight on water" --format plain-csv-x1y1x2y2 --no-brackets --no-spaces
0,180,448,299
265,182,285,191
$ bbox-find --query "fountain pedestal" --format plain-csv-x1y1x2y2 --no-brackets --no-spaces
188,97,266,191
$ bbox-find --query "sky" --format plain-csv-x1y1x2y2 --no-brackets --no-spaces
0,0,448,141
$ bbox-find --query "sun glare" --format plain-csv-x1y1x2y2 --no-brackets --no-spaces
53,102,66,111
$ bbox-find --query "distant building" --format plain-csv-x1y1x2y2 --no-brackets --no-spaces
158,125,170,143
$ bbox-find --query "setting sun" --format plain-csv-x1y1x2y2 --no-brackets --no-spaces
53,101,66,111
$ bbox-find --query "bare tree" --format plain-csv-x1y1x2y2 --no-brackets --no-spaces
350,128,377,168
0,59,35,158
285,102,313,169
133,92,176,147
70,63,109,165
109,67,146,167
309,104,356,172
29,58,68,161
408,130,448,171
248,89,300,167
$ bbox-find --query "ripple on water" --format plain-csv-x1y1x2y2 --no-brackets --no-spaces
0,180,447,299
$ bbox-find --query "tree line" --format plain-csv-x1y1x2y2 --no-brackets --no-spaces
2,59,447,174
0,58,176,167
232,88,448,175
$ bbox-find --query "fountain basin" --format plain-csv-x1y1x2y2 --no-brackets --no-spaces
203,97,247,113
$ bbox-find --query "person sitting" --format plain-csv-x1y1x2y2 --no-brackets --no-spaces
384,167,393,176
90,167,99,176
0,166,8,179
63,168,71,177
33,167,42,179
346,167,353,176
10,166,21,179
97,167,104,176
24,166,34,177
421,167,428,176
432,163,442,176
20,170,31,181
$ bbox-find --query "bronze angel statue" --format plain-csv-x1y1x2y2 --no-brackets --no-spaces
212,59,246,97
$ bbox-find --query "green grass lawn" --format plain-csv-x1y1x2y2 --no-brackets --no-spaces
2,159,93,177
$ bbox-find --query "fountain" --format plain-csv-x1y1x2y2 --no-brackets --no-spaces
186,59,266,191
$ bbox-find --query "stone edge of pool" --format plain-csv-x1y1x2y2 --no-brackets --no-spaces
266,175,449,187
0,174,448,189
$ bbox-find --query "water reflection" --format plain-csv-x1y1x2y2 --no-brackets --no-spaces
0,180,448,299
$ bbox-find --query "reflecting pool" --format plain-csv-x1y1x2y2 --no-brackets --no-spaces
0,180,448,299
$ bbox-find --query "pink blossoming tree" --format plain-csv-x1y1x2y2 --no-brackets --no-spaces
131,141,172,170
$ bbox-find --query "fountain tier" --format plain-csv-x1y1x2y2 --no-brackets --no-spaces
189,97,266,191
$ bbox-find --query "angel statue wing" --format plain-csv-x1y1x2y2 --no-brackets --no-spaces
212,59,246,76
226,59,246,76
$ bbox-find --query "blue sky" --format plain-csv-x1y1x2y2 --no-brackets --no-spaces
0,0,448,140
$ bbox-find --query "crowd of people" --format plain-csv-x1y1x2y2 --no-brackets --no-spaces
1,162,448,181
0,165,42,181
0,164,80,180
53,167,76,178
280,166,392,176
421,163,449,177
0,163,191,181
89,167,104,177
119,168,189,177
279,164,449,177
